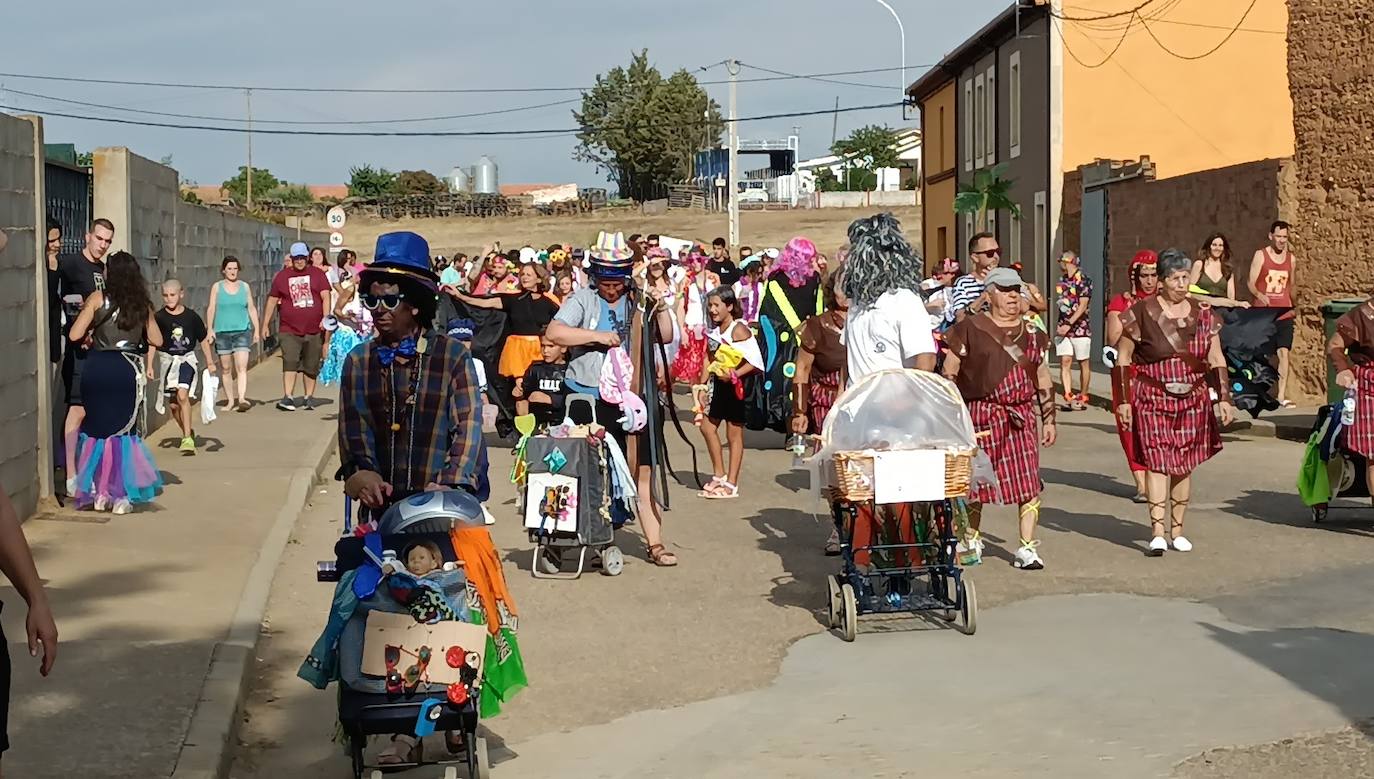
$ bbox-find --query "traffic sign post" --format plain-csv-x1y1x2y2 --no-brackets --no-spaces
326,206,347,230
329,231,345,247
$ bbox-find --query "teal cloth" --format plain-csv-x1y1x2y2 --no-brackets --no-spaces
212,281,251,333
298,569,360,689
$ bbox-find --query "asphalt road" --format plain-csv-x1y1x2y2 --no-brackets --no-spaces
229,407,1374,779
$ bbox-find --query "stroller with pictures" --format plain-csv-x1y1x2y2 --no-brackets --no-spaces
307,488,525,779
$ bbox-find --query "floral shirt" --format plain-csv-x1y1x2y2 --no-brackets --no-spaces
1055,272,1094,338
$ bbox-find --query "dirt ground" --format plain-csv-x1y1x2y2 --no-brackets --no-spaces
305,205,923,260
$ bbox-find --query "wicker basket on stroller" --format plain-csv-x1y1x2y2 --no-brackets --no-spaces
830,449,975,502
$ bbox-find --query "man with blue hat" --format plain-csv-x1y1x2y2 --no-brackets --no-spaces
263,241,332,410
336,231,487,510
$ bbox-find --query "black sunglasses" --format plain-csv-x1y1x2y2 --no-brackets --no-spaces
360,292,406,311
975,248,1002,258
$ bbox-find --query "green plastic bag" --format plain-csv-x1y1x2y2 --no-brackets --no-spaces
1297,430,1331,507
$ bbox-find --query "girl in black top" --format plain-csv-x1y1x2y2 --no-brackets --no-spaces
455,263,559,381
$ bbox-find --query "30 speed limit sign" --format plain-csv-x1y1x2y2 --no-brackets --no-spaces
326,206,347,230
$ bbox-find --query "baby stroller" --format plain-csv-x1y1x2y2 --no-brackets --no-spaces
318,490,495,779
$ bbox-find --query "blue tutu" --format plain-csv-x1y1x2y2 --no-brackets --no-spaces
320,326,370,386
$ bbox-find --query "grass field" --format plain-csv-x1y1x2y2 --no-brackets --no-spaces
306,205,923,259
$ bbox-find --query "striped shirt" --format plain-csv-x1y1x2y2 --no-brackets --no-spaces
339,331,484,493
945,273,986,323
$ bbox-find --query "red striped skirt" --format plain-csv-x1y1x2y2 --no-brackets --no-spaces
1131,363,1222,476
968,397,1042,505
1344,365,1374,458
672,328,707,384
808,369,841,434
1111,366,1145,472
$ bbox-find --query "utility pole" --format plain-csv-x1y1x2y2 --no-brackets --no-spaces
245,88,254,209
726,59,740,251
831,95,840,146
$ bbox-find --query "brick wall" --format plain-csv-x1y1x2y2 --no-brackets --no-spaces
1062,170,1082,256
0,114,44,519
1287,0,1374,399
1102,159,1289,299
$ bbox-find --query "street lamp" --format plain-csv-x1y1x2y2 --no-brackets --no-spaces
871,0,907,105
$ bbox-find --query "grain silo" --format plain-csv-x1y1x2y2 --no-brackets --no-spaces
473,156,499,194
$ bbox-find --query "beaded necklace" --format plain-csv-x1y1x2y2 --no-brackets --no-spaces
380,332,427,490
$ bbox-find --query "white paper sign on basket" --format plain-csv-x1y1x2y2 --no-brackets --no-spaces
872,450,947,504
523,472,579,533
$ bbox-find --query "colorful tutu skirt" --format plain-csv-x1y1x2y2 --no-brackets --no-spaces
319,325,370,386
75,350,162,507
672,327,707,384
498,334,542,379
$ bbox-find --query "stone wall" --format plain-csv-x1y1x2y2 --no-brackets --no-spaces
1287,0,1374,399
92,147,327,432
0,114,47,519
1101,159,1291,299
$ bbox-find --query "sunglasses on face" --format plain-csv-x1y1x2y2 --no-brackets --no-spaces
975,248,1002,258
991,284,1021,293
361,292,406,311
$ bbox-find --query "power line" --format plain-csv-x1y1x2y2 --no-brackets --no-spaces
4,87,581,126
1051,0,1160,22
736,63,895,91
1134,0,1260,60
1,100,906,138
1060,13,1137,68
0,64,928,95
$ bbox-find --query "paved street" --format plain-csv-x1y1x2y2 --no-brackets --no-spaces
228,406,1374,779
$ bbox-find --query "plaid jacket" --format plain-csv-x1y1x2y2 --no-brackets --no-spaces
338,331,483,493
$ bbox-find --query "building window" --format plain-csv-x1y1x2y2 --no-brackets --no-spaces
937,226,948,261
985,66,996,165
964,212,975,253
987,209,997,242
1034,191,1047,271
1010,210,1022,268
939,105,948,170
974,74,985,169
963,79,973,172
1009,52,1022,159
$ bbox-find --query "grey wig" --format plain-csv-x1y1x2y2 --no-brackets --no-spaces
843,212,924,310
1157,248,1191,280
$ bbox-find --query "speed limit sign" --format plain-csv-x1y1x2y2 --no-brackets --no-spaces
329,231,344,247
326,206,347,230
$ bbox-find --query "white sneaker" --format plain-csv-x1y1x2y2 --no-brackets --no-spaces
93,495,109,512
112,498,132,515
1013,540,1044,570
66,477,78,497
1169,535,1193,553
1147,536,1168,556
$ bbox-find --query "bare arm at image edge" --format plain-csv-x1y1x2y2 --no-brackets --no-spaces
0,490,57,677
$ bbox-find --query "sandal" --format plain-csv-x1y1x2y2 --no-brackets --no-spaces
377,734,420,766
696,476,725,498
647,543,678,567
703,480,738,499
823,528,841,556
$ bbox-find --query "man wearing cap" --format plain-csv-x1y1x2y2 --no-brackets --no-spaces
263,242,332,411
943,266,1057,570
337,231,485,508
546,230,680,567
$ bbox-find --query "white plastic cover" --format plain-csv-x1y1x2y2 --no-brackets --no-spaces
817,369,978,456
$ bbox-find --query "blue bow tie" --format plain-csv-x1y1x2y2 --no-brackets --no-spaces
377,337,417,366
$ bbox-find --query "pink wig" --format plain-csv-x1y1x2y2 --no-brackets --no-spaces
772,236,818,287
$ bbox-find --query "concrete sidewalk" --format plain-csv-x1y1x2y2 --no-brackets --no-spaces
2,361,338,779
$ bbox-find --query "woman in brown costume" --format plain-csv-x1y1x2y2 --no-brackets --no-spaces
1113,249,1234,556
1329,295,1374,490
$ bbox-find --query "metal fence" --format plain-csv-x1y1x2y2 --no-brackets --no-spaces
44,160,92,254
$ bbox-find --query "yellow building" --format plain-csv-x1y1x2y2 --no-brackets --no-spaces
918,78,958,264
1060,0,1292,179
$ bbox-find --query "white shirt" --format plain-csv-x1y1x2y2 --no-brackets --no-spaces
841,288,938,385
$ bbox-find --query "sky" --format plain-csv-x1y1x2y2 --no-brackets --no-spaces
4,0,1007,192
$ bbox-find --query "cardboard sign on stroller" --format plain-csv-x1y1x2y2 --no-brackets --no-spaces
361,610,486,685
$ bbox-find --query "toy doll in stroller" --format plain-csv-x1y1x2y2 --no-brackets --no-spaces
301,488,526,779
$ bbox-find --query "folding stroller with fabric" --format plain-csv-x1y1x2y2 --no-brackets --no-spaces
1299,403,1371,523
306,489,526,779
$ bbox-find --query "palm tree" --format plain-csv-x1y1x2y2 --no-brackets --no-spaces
953,164,1020,231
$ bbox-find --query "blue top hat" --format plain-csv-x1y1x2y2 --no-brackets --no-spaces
364,231,439,287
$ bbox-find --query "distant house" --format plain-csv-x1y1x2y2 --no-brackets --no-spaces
308,184,348,201
795,128,921,192
907,0,1292,291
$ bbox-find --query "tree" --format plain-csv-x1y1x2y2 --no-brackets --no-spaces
954,163,1021,232
181,189,202,205
265,184,316,206
222,166,281,204
574,49,723,201
75,151,93,167
394,169,445,195
814,168,844,193
830,125,900,192
348,164,398,198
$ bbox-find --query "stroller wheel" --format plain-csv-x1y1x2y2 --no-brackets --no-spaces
536,545,562,574
839,582,858,642
444,766,459,779
471,736,491,779
825,575,842,628
955,578,978,636
599,545,625,576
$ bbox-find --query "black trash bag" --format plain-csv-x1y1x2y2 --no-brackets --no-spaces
1219,307,1281,419
747,276,823,433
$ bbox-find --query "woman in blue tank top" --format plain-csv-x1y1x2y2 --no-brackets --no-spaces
205,256,262,412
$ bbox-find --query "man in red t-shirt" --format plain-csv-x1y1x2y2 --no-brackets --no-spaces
263,242,331,410
1248,220,1297,406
